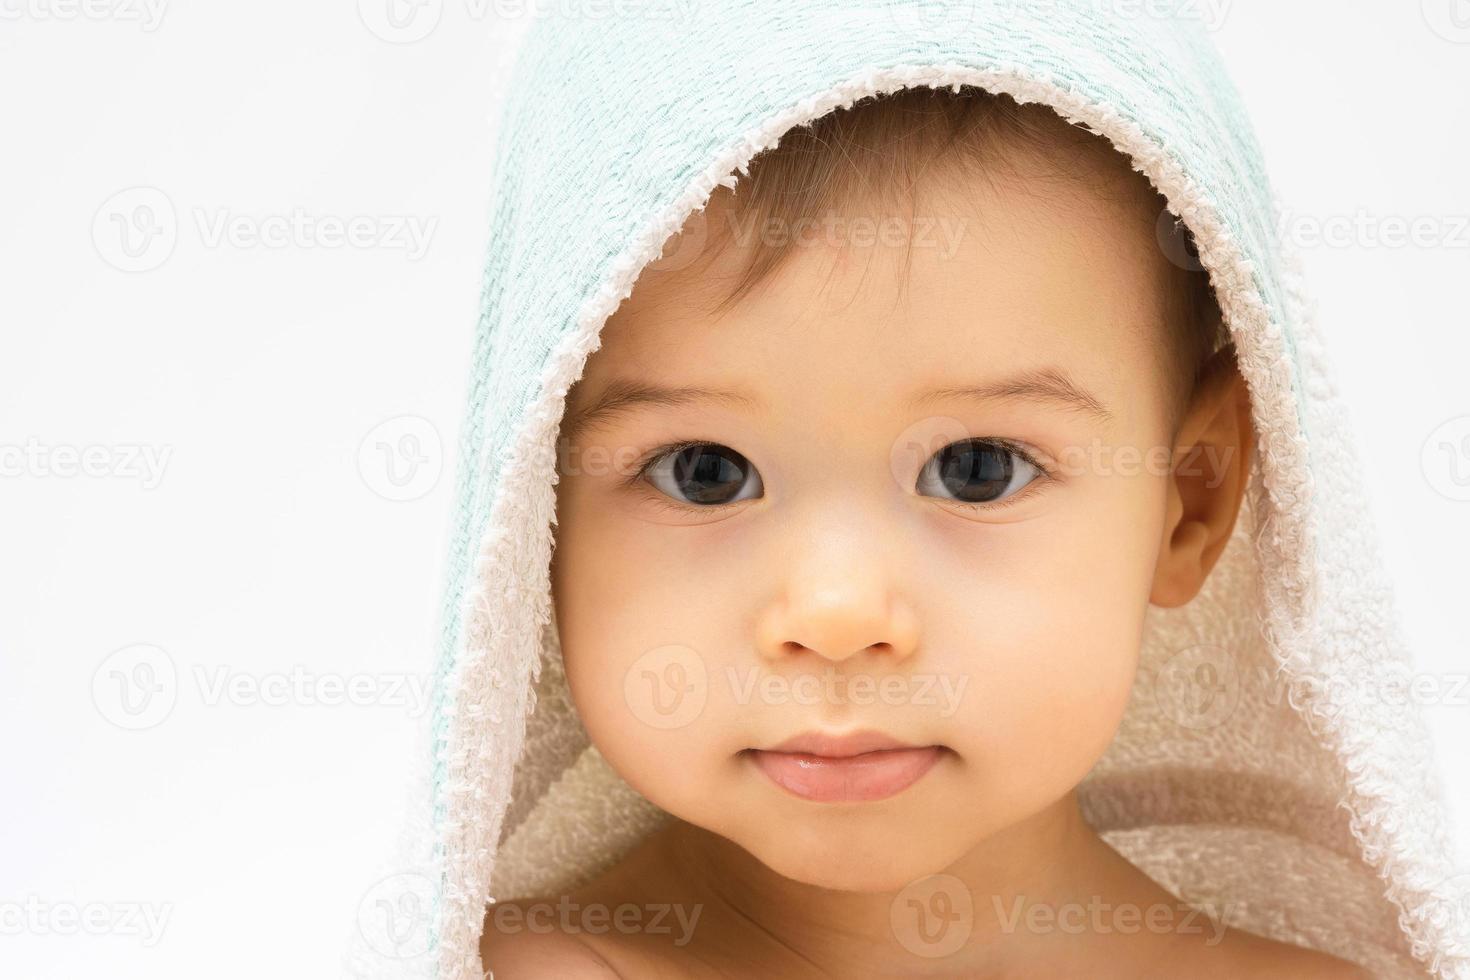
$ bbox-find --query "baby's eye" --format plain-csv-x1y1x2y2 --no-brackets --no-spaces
642,443,763,506
915,438,1044,506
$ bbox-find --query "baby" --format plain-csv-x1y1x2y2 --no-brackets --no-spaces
479,87,1371,978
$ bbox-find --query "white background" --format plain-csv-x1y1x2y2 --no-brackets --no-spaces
1,2,1465,976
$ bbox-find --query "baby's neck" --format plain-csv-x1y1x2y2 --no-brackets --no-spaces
587,793,1203,978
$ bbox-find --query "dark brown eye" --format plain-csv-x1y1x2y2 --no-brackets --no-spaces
916,439,1041,505
644,444,762,505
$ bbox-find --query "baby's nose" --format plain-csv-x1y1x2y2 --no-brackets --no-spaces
755,581,920,665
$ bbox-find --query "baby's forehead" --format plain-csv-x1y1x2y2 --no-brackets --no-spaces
599,206,1162,399
614,162,1174,337
592,95,1203,416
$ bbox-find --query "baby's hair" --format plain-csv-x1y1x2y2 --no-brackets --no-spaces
691,85,1228,430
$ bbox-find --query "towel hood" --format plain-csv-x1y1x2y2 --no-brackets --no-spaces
345,3,1470,977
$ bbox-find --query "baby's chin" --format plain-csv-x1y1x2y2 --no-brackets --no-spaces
712,807,980,894
767,840,970,894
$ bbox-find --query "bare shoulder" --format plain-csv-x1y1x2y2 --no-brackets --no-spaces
1238,939,1375,979
479,898,624,980
1202,926,1375,980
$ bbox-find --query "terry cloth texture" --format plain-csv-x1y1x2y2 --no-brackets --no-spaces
344,2,1470,978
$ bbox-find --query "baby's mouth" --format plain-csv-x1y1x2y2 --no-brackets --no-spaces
742,730,947,803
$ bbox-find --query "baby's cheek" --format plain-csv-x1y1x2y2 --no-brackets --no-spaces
938,506,1156,799
553,510,744,813
561,636,721,811
552,503,667,794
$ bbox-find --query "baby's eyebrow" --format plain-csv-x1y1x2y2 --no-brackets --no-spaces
560,366,1110,442
560,379,762,442
908,367,1113,424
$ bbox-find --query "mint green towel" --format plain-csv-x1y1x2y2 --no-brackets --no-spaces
346,3,1469,977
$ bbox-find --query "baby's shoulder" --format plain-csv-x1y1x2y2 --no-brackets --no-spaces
1234,940,1374,979
479,898,624,980
1179,924,1374,980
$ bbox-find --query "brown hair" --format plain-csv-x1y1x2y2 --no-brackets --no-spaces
680,85,1227,427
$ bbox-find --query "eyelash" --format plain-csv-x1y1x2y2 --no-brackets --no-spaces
621,437,1055,515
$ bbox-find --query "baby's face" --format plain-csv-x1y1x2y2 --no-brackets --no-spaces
551,166,1184,891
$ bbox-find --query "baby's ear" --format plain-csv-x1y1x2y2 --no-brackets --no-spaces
1150,345,1256,608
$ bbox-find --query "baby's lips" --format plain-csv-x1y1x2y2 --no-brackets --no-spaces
748,743,944,803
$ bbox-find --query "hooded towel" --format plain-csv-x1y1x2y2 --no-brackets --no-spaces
345,2,1470,977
